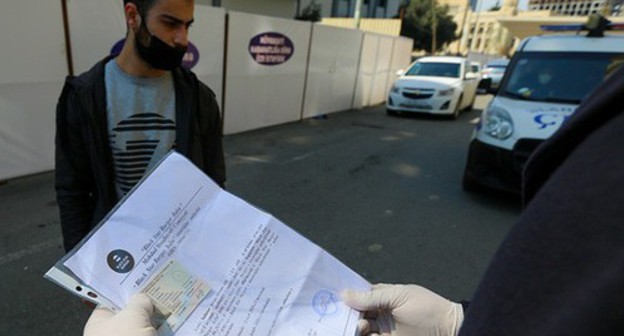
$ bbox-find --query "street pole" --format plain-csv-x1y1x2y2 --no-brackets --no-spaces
468,0,483,55
601,0,612,16
354,0,363,28
456,0,471,55
431,0,437,54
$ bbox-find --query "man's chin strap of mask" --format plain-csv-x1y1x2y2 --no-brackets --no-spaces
134,14,187,71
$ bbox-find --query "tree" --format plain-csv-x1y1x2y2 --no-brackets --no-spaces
400,0,458,53
489,1,501,11
296,0,322,22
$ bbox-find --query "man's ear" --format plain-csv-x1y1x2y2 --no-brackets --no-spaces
125,3,140,31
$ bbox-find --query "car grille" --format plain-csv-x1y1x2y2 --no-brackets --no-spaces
402,88,434,100
512,139,543,173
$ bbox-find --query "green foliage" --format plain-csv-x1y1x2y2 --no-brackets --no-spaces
296,0,322,22
400,0,458,53
489,1,501,11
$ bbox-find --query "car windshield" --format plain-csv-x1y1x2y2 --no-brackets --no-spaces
485,65,506,72
501,52,624,104
471,65,480,73
406,62,460,78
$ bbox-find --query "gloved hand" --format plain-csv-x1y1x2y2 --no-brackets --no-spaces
342,284,464,336
84,293,157,336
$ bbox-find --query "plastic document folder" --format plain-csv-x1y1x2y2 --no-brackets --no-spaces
45,151,369,336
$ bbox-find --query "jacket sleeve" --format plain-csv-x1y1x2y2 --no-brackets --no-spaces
196,82,226,188
55,81,96,251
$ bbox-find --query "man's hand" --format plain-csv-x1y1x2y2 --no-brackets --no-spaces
83,293,157,336
342,284,463,336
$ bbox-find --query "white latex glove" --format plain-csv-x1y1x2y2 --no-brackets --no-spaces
342,284,464,336
84,293,157,336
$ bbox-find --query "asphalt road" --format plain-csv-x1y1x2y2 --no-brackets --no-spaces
0,94,520,335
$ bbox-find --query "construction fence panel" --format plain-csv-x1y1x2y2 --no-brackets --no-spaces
385,36,414,96
224,11,312,135
0,0,67,180
302,24,363,119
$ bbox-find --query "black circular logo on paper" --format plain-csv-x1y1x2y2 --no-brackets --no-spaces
107,249,135,274
248,32,294,66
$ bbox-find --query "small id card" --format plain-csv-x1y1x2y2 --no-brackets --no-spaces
141,259,211,332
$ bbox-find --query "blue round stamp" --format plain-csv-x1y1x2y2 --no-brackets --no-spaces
312,289,340,317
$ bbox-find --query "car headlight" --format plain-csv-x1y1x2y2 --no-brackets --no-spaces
438,88,455,96
390,85,400,94
484,108,513,140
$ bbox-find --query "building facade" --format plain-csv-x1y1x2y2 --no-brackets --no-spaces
196,0,297,19
201,0,622,58
526,0,623,16
198,0,408,19
299,0,407,18
440,0,519,56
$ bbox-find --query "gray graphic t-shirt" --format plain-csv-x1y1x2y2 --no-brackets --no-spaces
105,60,176,198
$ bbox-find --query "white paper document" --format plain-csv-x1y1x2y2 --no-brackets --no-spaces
45,151,370,336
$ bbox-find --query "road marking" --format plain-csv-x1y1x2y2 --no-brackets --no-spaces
286,153,314,162
230,155,272,163
0,238,62,266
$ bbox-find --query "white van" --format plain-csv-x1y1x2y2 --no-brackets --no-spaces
463,19,624,193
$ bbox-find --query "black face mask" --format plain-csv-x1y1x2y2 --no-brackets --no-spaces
134,18,187,70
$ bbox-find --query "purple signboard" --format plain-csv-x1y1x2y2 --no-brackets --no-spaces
248,32,294,66
110,39,200,70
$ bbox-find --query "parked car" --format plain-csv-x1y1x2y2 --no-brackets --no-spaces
462,20,624,193
386,56,480,119
471,61,490,94
470,61,482,75
480,58,509,93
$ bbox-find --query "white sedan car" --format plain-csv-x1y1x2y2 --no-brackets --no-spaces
386,56,479,119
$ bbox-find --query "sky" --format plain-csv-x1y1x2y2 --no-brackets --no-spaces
518,0,529,10
477,0,529,11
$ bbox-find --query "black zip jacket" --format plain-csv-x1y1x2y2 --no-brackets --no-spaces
55,57,226,252
459,64,624,334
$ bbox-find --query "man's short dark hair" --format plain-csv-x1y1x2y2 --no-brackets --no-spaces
123,0,159,15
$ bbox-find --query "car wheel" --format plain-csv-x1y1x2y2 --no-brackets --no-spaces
462,169,481,192
451,95,463,119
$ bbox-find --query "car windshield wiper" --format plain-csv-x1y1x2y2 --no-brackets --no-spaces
541,97,581,104
503,91,581,105
502,90,533,101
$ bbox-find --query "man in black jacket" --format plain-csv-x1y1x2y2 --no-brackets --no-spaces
56,0,225,252
342,62,624,334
